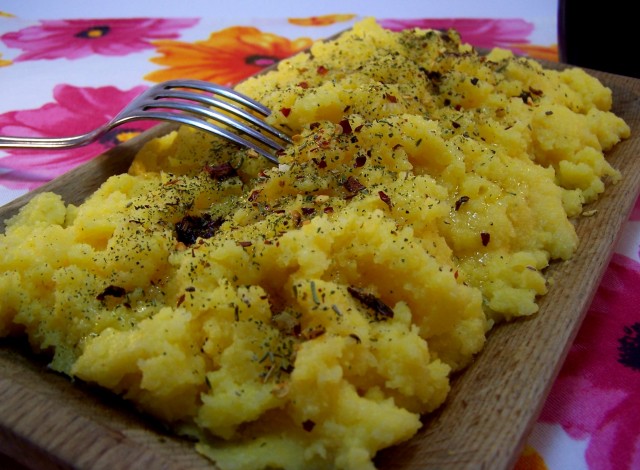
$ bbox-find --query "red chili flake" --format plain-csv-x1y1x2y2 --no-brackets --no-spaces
302,419,316,432
176,294,186,307
384,93,398,103
175,214,224,246
305,326,326,340
454,270,459,279
298,81,309,89
519,91,533,105
343,176,365,194
323,206,334,214
280,364,294,374
481,232,491,246
339,119,352,134
354,155,367,168
291,210,302,227
424,69,442,81
237,241,252,247
529,86,543,96
280,107,291,117
455,195,470,211
310,122,321,130
204,162,237,181
378,191,392,209
317,65,329,75
312,157,327,169
248,190,261,202
301,207,315,216
354,124,364,133
96,285,126,301
347,286,394,319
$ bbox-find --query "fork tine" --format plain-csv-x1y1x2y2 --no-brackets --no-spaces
154,89,292,145
121,110,281,164
143,100,287,153
161,79,272,117
143,80,292,161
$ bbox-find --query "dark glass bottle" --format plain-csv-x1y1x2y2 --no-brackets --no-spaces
558,0,638,78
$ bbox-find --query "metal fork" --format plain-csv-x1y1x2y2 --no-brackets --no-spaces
0,79,291,164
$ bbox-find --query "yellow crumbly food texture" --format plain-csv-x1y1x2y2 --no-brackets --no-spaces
0,18,630,470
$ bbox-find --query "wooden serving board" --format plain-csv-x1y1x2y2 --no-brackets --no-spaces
1,67,639,470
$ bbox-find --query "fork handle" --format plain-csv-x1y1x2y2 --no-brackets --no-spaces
0,132,99,149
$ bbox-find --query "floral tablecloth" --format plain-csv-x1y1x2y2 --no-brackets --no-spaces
0,5,638,470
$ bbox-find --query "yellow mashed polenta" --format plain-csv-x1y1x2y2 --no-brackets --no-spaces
0,18,630,470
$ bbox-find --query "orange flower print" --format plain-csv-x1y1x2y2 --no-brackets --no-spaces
511,43,559,62
145,27,313,86
513,445,549,470
288,14,356,27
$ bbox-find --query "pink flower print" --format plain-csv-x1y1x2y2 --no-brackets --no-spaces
0,84,155,190
540,253,640,470
378,18,534,51
1,18,198,61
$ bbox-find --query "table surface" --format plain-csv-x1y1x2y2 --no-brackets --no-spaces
0,2,638,470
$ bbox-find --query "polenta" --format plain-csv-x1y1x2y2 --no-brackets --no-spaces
0,18,630,470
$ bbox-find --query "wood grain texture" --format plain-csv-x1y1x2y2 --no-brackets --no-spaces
1,69,639,470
